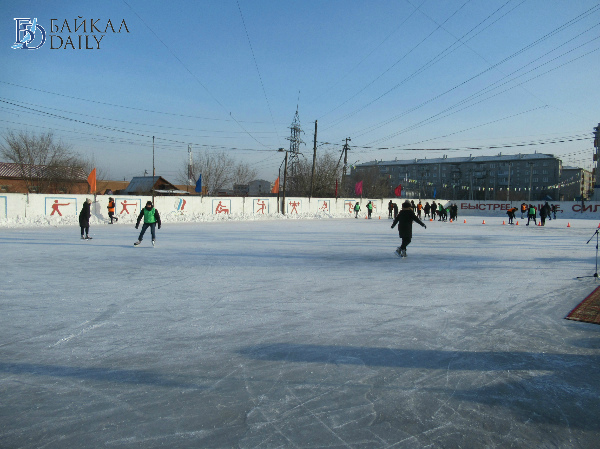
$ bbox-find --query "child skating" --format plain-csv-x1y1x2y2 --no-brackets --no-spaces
135,201,161,246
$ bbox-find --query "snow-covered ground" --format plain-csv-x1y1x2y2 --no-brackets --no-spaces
1,216,599,448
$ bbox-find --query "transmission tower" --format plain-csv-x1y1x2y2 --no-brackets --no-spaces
286,107,304,191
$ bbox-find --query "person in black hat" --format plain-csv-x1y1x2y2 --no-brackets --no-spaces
107,197,118,224
79,198,92,240
391,200,426,257
134,200,161,246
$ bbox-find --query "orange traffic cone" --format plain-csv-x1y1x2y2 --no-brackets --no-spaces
567,222,571,227
464,219,466,223
450,219,453,223
378,216,381,220
502,220,506,225
430,218,433,221
482,220,486,225
516,221,519,225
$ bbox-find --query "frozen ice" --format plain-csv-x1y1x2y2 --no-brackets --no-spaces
1,216,599,448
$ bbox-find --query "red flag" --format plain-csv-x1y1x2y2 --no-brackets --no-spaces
271,177,280,193
394,184,402,197
355,181,363,196
87,168,96,194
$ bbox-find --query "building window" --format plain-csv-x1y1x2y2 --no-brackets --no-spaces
543,177,549,182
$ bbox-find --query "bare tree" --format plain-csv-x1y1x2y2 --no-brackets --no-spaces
0,130,84,193
178,150,237,195
289,151,342,197
231,161,257,186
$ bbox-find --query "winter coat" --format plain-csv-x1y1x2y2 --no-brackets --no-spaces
136,206,162,228
391,205,425,238
79,202,91,227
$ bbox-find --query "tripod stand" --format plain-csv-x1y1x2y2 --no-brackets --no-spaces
577,228,599,279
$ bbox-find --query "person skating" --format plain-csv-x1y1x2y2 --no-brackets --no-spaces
417,201,422,219
424,202,431,219
388,200,393,219
366,201,373,219
79,198,92,240
135,201,161,246
526,204,537,226
354,202,360,218
507,207,517,224
391,200,426,258
521,203,527,220
107,197,118,224
540,203,547,226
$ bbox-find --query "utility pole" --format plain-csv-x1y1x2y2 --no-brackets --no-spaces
528,162,533,202
282,151,288,215
309,120,317,199
341,137,351,195
152,136,155,204
507,162,511,202
187,144,193,194
593,123,600,201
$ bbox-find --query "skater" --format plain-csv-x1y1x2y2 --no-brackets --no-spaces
135,200,161,246
391,200,426,258
388,200,393,219
417,201,422,219
424,201,431,219
552,204,558,220
354,202,360,218
79,198,92,240
540,203,547,226
366,201,373,219
544,202,552,221
431,201,437,220
521,203,527,220
507,207,517,224
392,202,398,219
526,204,537,226
107,197,118,224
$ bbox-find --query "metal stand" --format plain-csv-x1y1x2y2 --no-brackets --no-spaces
577,229,599,279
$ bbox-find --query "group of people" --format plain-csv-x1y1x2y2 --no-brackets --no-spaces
78,198,162,246
516,202,557,226
389,200,459,223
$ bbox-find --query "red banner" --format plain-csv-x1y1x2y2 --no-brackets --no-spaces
394,184,402,197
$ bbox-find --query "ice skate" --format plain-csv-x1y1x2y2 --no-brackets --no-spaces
401,249,407,258
134,240,141,246
152,239,155,247
395,247,402,257
80,236,85,240
85,236,92,240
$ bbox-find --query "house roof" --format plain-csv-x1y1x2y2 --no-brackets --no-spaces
121,176,179,194
0,162,87,180
355,153,558,168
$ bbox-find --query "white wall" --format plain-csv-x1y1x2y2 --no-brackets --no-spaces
0,194,598,222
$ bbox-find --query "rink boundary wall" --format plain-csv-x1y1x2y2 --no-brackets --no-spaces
0,194,599,222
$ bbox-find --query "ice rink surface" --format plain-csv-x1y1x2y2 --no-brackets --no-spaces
1,216,599,448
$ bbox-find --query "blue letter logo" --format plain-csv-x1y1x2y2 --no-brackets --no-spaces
12,18,46,50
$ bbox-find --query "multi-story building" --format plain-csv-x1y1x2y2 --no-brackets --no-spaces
352,152,565,201
561,166,594,201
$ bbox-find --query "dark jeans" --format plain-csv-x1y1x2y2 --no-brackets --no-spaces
400,236,411,250
80,225,89,236
138,222,156,241
527,215,536,225
108,212,118,223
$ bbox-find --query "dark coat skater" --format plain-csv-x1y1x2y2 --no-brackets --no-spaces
391,200,426,257
79,198,92,239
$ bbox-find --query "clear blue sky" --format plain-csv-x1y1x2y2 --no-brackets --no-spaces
1,0,599,184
